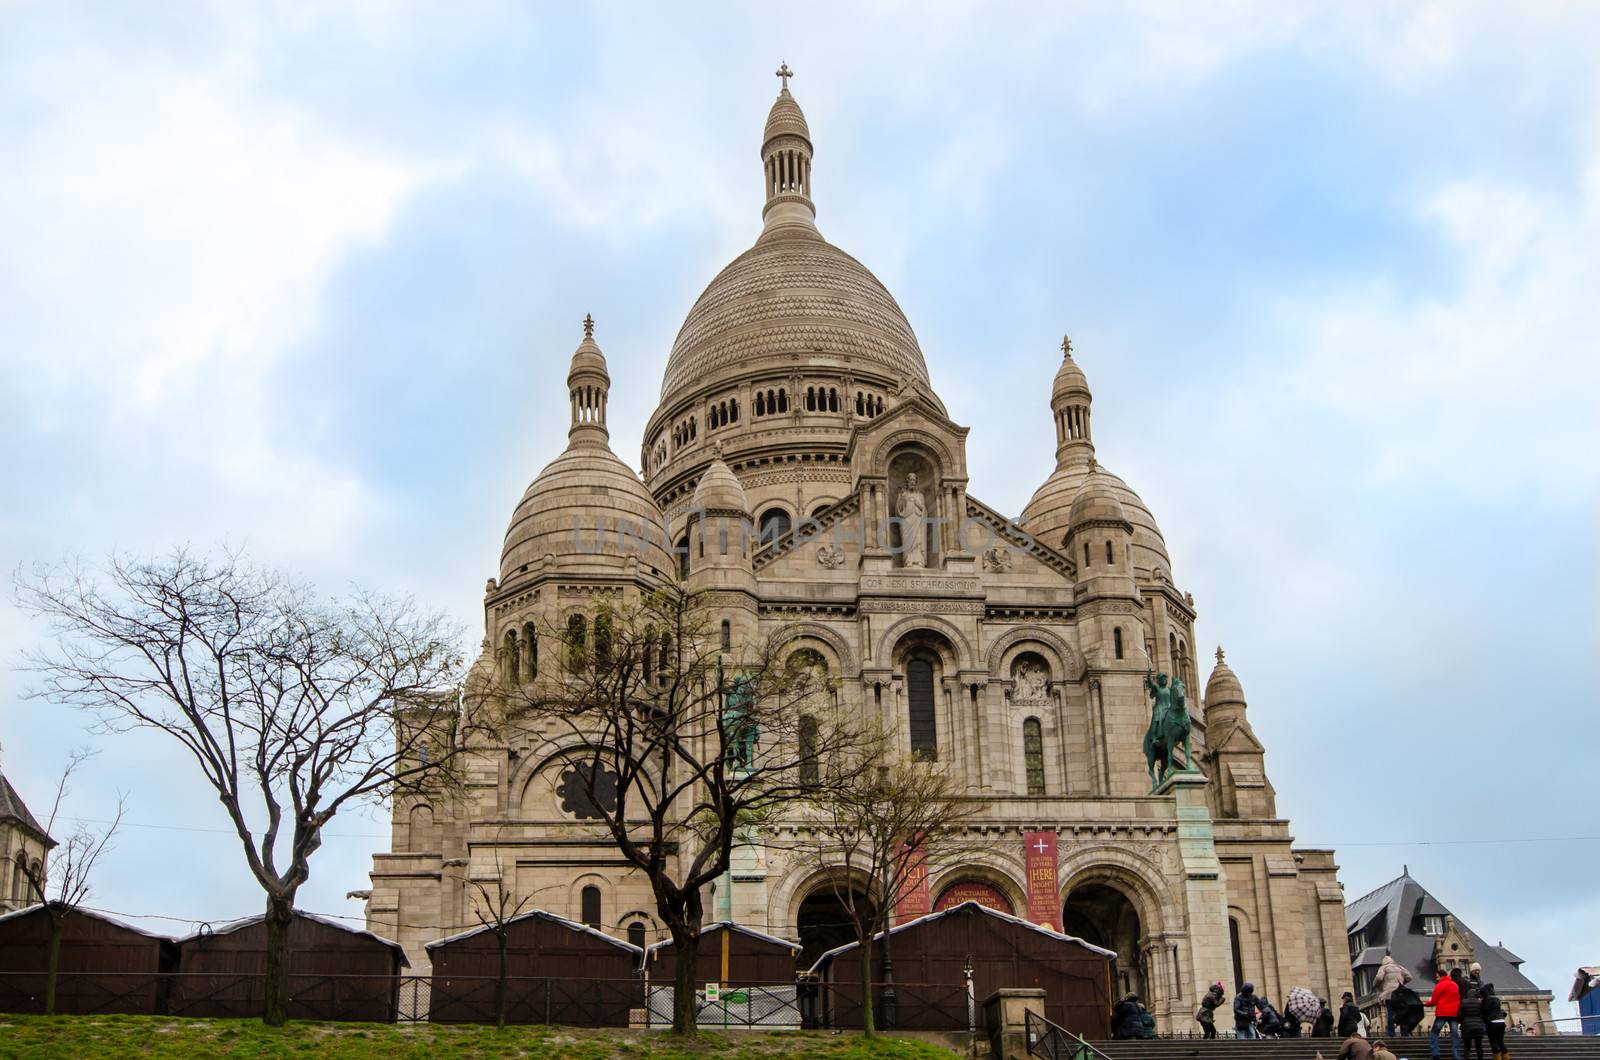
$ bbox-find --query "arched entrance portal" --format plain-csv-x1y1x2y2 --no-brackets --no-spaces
1062,883,1144,1000
796,887,875,969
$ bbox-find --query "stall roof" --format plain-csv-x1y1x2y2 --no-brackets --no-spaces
0,903,172,940
1571,966,1600,1003
424,908,641,955
641,920,801,957
807,900,1116,974
178,910,408,966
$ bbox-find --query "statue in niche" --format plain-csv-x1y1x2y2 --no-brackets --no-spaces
1013,660,1050,702
723,673,759,772
896,472,928,568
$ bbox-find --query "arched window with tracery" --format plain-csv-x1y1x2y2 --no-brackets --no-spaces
1023,717,1045,796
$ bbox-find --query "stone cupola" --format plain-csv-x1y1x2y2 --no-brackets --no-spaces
1201,647,1277,820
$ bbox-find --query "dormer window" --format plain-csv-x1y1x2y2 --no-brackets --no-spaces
1421,915,1445,936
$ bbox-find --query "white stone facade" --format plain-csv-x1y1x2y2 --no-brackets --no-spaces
364,74,1354,1029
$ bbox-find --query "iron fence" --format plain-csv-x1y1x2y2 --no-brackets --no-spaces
1,971,991,1031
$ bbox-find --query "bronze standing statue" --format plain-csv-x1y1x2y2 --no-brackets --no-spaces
1143,671,1192,788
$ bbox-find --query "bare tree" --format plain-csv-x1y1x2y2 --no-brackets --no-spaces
452,849,543,1029
15,748,125,1015
16,550,469,1025
795,752,977,1037
499,583,873,1035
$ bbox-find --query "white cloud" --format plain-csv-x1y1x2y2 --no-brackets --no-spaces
0,29,446,565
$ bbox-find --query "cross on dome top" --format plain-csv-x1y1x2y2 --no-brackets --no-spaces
582,312,595,339
776,62,793,91
1216,646,1226,663
1061,335,1074,358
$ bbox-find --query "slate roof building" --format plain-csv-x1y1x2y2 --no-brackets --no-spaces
0,769,54,915
1346,869,1553,1033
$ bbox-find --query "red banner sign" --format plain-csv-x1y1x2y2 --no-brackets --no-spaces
894,840,931,925
1024,830,1059,932
933,881,1014,915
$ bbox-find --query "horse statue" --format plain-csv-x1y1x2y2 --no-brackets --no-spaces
1143,671,1193,789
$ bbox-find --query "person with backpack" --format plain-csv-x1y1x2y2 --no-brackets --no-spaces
1314,998,1336,1038
1339,991,1363,1037
1196,982,1225,1039
1373,954,1414,1037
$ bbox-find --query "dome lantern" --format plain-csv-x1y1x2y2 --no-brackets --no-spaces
761,62,817,233
568,313,610,445
1051,335,1093,469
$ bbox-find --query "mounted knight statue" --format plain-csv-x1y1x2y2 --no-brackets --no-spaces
1143,671,1192,788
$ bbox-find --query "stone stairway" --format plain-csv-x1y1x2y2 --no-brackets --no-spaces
1082,1038,1600,1060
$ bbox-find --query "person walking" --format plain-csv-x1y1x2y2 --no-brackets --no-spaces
1373,954,1414,1037
1314,998,1336,1038
1392,982,1425,1037
1112,992,1143,1039
1235,982,1263,1039
1460,968,1488,1060
1339,991,1363,1037
1197,982,1225,1039
1426,969,1462,1060
1480,982,1508,1060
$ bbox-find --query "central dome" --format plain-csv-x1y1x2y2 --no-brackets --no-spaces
658,228,930,401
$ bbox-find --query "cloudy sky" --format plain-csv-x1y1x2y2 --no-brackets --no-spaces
2,1,1596,1023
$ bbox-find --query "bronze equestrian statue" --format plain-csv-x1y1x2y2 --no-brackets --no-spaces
1143,671,1192,788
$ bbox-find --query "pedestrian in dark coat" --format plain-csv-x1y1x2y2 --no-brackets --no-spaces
1480,983,1508,1060
1112,993,1143,1039
1234,982,1264,1038
1197,982,1225,1040
1460,976,1488,1060
1283,1006,1303,1038
1313,999,1336,1037
1339,991,1363,1036
1258,1000,1284,1038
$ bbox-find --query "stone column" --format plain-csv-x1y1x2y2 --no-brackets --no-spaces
1158,771,1231,1024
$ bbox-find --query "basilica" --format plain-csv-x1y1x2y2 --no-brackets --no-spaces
363,71,1354,1026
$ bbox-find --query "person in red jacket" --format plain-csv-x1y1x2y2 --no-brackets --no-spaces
1426,970,1461,1060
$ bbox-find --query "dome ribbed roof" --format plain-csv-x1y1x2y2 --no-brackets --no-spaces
1068,470,1129,528
1022,462,1169,572
763,88,811,147
1205,649,1246,706
691,450,748,513
658,230,931,402
501,446,671,582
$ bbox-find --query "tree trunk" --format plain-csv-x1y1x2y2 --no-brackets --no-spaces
672,929,698,1036
496,930,508,1030
45,909,64,1016
858,933,876,1038
262,893,296,1026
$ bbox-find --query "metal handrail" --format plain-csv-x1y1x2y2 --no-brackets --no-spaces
1025,1009,1114,1060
